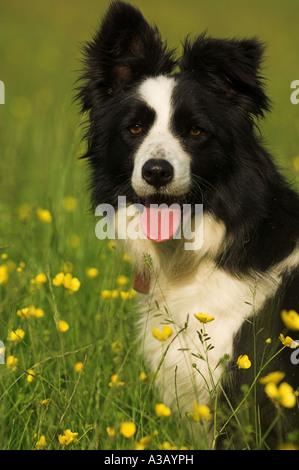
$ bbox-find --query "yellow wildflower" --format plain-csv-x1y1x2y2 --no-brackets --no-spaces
86,267,99,278
237,354,251,369
57,320,69,333
7,329,25,342
27,369,35,383
117,275,130,286
37,207,52,223
279,333,299,348
74,362,83,373
17,306,44,319
35,435,47,450
266,338,272,344
17,307,30,319
123,253,132,263
1,253,8,260
120,422,136,438
120,289,136,300
35,273,47,286
259,371,285,385
134,430,158,449
6,355,18,371
61,261,73,273
264,382,297,409
33,308,44,318
152,325,173,341
63,196,77,212
101,290,113,299
194,313,215,323
107,240,116,251
63,273,80,292
120,291,131,300
106,427,116,438
111,342,123,354
52,272,64,286
154,403,171,418
281,309,299,331
187,403,212,422
109,374,125,388
0,264,9,285
58,429,79,445
158,442,178,450
139,371,150,383
41,399,50,406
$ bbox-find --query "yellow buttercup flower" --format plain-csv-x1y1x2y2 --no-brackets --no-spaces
35,435,46,450
120,289,136,300
37,207,52,223
58,429,79,445
35,273,47,286
62,273,80,292
264,382,297,409
52,272,65,286
123,253,132,263
187,403,212,422
154,403,171,418
117,275,130,286
86,267,99,278
109,374,125,388
57,320,69,333
0,264,9,285
52,272,80,292
27,369,35,383
111,342,123,354
74,362,83,373
259,371,285,385
6,355,18,371
101,290,113,299
107,240,116,251
106,427,116,438
281,309,299,331
152,325,173,341
237,354,251,369
7,329,25,342
120,422,136,438
17,305,44,319
134,430,158,449
279,334,299,348
194,313,215,323
33,308,45,318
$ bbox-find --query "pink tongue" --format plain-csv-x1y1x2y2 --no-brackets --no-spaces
140,203,181,242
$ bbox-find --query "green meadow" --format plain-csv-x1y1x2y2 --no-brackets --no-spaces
0,0,299,450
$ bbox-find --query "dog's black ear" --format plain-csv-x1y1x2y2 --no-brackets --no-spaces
78,1,176,111
180,34,270,117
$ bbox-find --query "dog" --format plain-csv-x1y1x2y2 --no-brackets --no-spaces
77,1,299,448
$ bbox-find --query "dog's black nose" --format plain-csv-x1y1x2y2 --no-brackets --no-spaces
142,159,174,188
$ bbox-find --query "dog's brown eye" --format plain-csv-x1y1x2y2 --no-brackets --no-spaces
190,126,201,136
129,124,143,135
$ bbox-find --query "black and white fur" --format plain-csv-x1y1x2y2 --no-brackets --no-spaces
77,1,299,447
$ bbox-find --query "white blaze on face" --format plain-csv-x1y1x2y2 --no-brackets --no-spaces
131,75,191,199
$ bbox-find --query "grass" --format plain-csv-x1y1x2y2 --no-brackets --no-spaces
1,0,299,451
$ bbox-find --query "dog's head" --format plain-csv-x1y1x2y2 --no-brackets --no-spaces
78,1,271,238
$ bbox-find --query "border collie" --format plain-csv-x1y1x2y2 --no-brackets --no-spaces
78,1,299,448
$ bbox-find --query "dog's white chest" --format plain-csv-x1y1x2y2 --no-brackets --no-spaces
137,261,275,413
